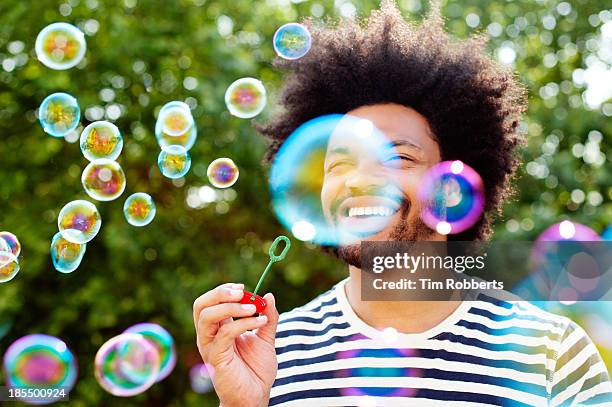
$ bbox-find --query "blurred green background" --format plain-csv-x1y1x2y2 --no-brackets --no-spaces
0,0,610,405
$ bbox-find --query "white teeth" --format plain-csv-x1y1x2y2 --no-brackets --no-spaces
347,206,397,217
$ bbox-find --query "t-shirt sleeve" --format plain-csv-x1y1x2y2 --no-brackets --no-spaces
550,320,612,406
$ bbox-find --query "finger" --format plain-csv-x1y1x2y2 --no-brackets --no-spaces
255,293,279,343
197,303,257,345
193,282,244,324
211,315,269,357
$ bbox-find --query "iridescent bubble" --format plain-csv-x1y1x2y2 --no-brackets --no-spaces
602,225,612,240
123,193,156,227
0,231,21,257
270,114,402,246
155,117,197,151
207,158,239,188
35,22,86,70
123,323,176,381
157,103,194,136
50,232,86,274
80,121,123,161
189,364,213,394
0,252,20,283
536,221,600,241
38,93,80,138
417,160,485,235
273,23,312,60
157,145,191,179
3,334,77,404
58,200,102,244
94,333,161,397
82,159,126,201
224,77,267,119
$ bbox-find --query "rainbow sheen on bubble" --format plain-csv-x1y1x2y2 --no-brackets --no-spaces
80,121,123,161
0,231,21,257
38,93,80,138
82,159,126,201
50,232,86,274
270,114,402,246
273,23,312,60
3,334,77,403
224,77,267,119
94,333,161,397
123,193,156,227
189,364,213,394
158,145,191,179
602,225,612,240
155,116,197,151
58,200,101,244
124,323,176,381
157,103,194,137
35,22,86,70
207,158,239,188
0,252,20,283
417,160,485,235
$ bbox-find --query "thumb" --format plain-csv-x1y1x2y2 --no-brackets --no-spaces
256,292,279,344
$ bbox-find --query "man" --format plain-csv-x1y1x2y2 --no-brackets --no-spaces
193,2,612,406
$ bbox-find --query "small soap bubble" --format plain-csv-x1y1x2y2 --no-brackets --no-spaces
123,193,156,227
35,22,86,70
273,23,312,60
157,103,193,136
207,158,239,188
39,92,80,138
0,231,21,257
224,77,266,119
82,159,126,201
50,231,86,274
58,200,101,244
189,364,213,394
94,333,161,397
0,252,20,283
417,160,485,235
3,334,77,401
80,121,123,161
124,323,176,381
158,145,191,179
155,118,197,151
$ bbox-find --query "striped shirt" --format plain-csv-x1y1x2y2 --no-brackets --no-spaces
270,278,612,406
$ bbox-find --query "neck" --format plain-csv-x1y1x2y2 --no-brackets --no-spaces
344,265,462,334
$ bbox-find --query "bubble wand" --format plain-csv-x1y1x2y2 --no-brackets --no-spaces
240,235,291,312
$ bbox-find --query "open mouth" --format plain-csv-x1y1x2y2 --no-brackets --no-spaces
335,196,402,237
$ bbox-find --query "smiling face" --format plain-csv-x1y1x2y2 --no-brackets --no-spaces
321,103,445,267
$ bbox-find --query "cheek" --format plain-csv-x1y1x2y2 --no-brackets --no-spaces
320,175,342,214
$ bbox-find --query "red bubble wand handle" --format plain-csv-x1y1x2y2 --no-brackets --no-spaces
240,236,291,312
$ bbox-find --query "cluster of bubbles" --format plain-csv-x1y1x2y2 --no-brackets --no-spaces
0,231,21,283
156,101,194,179
2,334,77,404
94,323,176,397
417,160,485,235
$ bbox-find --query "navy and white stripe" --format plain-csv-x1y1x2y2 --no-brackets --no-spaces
270,279,612,406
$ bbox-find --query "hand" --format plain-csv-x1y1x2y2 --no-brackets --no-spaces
193,283,279,407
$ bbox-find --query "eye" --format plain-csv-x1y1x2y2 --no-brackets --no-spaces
383,155,415,168
326,160,353,173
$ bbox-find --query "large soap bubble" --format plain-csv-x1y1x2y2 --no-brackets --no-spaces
417,160,485,235
58,200,101,244
224,78,266,119
38,93,80,138
94,333,161,397
124,323,176,381
157,101,194,136
3,334,77,404
35,22,86,70
50,232,86,274
270,114,403,246
82,159,127,201
80,121,123,161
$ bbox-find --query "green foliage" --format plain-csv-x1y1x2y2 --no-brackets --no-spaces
0,0,610,405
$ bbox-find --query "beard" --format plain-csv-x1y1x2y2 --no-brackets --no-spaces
326,200,435,269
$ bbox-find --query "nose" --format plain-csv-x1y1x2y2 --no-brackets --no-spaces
345,168,388,194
